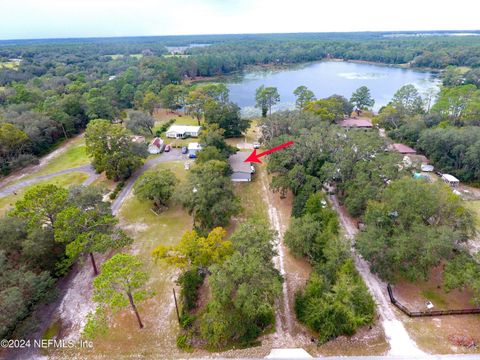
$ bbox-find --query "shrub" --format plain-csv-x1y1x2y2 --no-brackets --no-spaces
177,268,205,311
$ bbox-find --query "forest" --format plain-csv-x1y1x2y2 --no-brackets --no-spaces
2,32,480,176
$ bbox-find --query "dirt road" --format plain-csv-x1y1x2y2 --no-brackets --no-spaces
329,194,425,356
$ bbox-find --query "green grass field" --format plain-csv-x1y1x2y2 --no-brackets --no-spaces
35,137,90,176
0,136,90,191
234,166,268,224
0,172,89,216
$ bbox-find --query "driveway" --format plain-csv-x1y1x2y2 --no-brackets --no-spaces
111,149,184,214
0,165,98,198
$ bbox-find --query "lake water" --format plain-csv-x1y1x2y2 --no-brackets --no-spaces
224,61,440,116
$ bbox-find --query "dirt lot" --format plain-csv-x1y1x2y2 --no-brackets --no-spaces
391,264,480,354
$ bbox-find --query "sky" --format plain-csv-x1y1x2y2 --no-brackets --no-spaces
0,0,479,40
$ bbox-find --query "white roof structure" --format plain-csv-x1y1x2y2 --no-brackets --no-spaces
421,164,434,172
187,142,201,150
166,125,201,134
442,174,460,183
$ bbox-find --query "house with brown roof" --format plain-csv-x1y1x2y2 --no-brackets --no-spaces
390,143,417,155
337,117,373,129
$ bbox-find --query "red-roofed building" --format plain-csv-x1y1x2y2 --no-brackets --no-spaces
337,117,373,129
390,143,417,154
148,137,164,154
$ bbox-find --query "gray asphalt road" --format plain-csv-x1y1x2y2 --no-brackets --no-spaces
0,165,98,198
111,149,185,214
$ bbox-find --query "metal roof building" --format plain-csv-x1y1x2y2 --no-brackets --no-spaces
229,152,254,182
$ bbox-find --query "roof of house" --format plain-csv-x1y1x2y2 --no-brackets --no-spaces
149,137,163,147
229,152,252,173
231,172,252,181
442,174,460,183
188,142,201,150
337,117,373,128
166,125,202,134
391,143,417,154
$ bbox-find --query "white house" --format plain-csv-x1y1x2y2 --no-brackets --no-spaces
166,125,202,139
148,137,164,154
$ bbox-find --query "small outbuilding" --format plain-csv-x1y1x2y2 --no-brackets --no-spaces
421,164,434,172
391,143,417,155
229,152,255,182
187,142,202,158
148,137,164,154
337,117,373,129
442,174,460,188
166,125,202,139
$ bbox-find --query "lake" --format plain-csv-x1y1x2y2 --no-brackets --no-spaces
224,61,440,116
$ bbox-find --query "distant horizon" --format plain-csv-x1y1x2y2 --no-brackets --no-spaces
1,29,480,43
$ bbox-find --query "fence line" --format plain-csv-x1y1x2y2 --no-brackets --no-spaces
387,284,480,317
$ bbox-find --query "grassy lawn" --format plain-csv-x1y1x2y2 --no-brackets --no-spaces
0,136,90,190
55,161,192,358
233,165,268,224
0,172,89,216
34,137,89,176
90,173,117,192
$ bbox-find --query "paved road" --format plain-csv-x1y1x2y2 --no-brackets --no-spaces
0,165,98,198
111,149,184,214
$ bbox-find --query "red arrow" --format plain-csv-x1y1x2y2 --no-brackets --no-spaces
244,141,294,163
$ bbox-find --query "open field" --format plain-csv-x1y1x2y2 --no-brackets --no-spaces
388,263,480,354
0,60,20,69
0,172,89,216
47,161,192,358
405,314,480,354
107,53,143,60
0,134,90,191
32,137,89,177
393,264,478,311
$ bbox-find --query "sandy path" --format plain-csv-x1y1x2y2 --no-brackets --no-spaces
259,168,296,347
329,194,426,356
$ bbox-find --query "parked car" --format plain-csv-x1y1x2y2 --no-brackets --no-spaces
181,146,188,154
253,142,260,149
159,144,166,153
164,144,171,152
